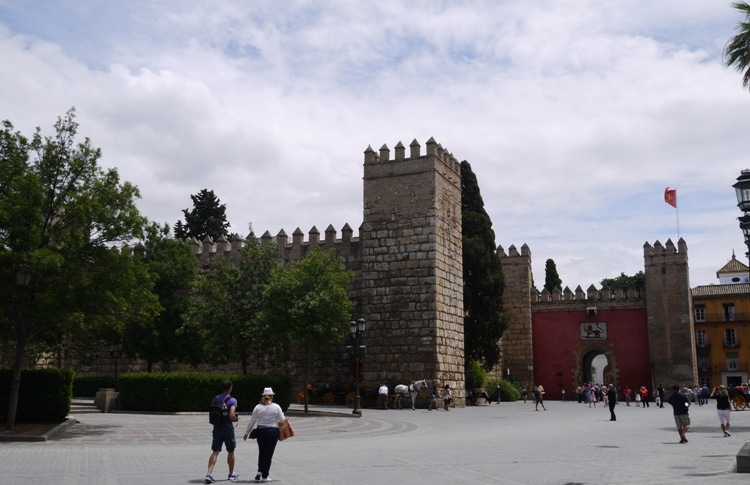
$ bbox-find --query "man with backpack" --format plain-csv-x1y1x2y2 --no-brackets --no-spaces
205,379,240,483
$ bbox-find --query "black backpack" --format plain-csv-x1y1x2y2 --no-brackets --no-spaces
209,395,231,425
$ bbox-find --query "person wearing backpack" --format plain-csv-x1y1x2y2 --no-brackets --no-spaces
205,379,240,483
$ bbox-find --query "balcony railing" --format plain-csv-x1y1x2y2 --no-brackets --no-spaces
696,341,711,350
705,362,749,373
697,312,747,323
723,339,741,348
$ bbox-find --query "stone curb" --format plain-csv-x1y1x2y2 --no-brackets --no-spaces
0,417,78,442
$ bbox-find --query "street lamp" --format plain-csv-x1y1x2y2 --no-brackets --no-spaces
350,318,365,416
734,169,750,268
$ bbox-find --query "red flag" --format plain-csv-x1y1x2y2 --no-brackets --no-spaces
664,187,677,208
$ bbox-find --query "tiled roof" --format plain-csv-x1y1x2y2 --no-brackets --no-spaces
692,283,750,297
717,254,749,276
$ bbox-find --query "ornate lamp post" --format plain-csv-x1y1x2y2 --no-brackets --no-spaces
733,170,750,269
350,318,365,416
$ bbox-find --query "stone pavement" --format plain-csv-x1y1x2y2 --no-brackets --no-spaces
1,399,749,484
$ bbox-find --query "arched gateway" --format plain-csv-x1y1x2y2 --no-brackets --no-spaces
500,239,697,400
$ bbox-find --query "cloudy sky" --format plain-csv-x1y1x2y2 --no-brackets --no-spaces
1,0,749,289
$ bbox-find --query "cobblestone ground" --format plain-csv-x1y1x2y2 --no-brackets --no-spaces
1,400,748,484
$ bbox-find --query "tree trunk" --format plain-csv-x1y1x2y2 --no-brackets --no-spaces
304,345,310,414
5,336,27,431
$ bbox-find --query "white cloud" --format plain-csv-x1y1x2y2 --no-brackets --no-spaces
1,0,748,288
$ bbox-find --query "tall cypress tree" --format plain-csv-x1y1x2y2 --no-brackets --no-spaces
544,258,562,293
174,188,230,241
461,161,508,371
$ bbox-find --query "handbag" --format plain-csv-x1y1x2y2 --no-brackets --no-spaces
249,428,258,440
278,418,295,441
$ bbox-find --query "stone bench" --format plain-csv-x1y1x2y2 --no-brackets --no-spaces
738,442,750,473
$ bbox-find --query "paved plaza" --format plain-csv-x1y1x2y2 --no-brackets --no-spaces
1,399,749,484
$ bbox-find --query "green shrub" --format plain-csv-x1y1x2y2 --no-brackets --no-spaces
487,377,522,402
465,360,487,390
117,372,293,413
0,368,74,423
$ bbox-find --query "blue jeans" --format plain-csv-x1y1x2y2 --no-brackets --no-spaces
256,427,279,478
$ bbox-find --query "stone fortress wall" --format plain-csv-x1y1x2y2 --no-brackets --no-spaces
31,137,696,403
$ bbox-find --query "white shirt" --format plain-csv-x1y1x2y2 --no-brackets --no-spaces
244,402,285,434
379,385,388,395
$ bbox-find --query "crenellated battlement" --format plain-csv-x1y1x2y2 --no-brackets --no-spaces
643,238,688,261
190,223,362,268
533,284,642,304
363,137,461,176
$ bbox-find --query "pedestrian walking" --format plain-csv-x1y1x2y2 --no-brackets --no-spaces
443,385,453,411
205,379,240,483
639,386,649,408
243,387,286,483
667,385,690,443
607,384,617,421
378,383,389,410
428,385,439,411
710,385,732,437
534,384,547,411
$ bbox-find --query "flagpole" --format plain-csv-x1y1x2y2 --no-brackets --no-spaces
664,187,679,239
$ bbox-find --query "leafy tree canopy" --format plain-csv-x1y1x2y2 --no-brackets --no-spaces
0,108,152,429
180,237,280,373
124,222,198,371
174,189,230,241
260,248,354,411
600,271,645,293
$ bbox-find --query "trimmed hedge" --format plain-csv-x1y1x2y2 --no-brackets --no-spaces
73,375,118,397
0,368,74,423
117,372,293,413
488,377,522,402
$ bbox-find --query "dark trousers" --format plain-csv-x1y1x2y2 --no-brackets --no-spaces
256,427,279,478
609,400,616,420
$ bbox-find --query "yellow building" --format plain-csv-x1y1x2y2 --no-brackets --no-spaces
692,253,750,388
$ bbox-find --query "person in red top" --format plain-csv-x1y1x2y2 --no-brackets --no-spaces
640,386,649,408
623,385,632,406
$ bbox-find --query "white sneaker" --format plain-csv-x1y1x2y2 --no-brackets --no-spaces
261,477,273,483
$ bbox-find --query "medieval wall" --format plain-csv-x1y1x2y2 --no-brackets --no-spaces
360,138,464,395
498,244,534,389
532,286,649,400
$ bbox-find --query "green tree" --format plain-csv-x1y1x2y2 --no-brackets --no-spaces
461,161,508,372
0,109,152,429
174,189,230,241
544,259,562,293
261,249,354,412
600,271,645,293
724,2,750,92
181,237,280,373
124,222,198,371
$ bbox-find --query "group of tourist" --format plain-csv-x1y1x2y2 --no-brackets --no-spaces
572,380,744,443
205,380,286,484
426,384,454,411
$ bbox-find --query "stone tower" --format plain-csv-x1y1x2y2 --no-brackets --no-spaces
498,244,534,387
360,138,464,390
643,238,697,387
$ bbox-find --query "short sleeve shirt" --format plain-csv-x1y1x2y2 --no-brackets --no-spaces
214,394,238,430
